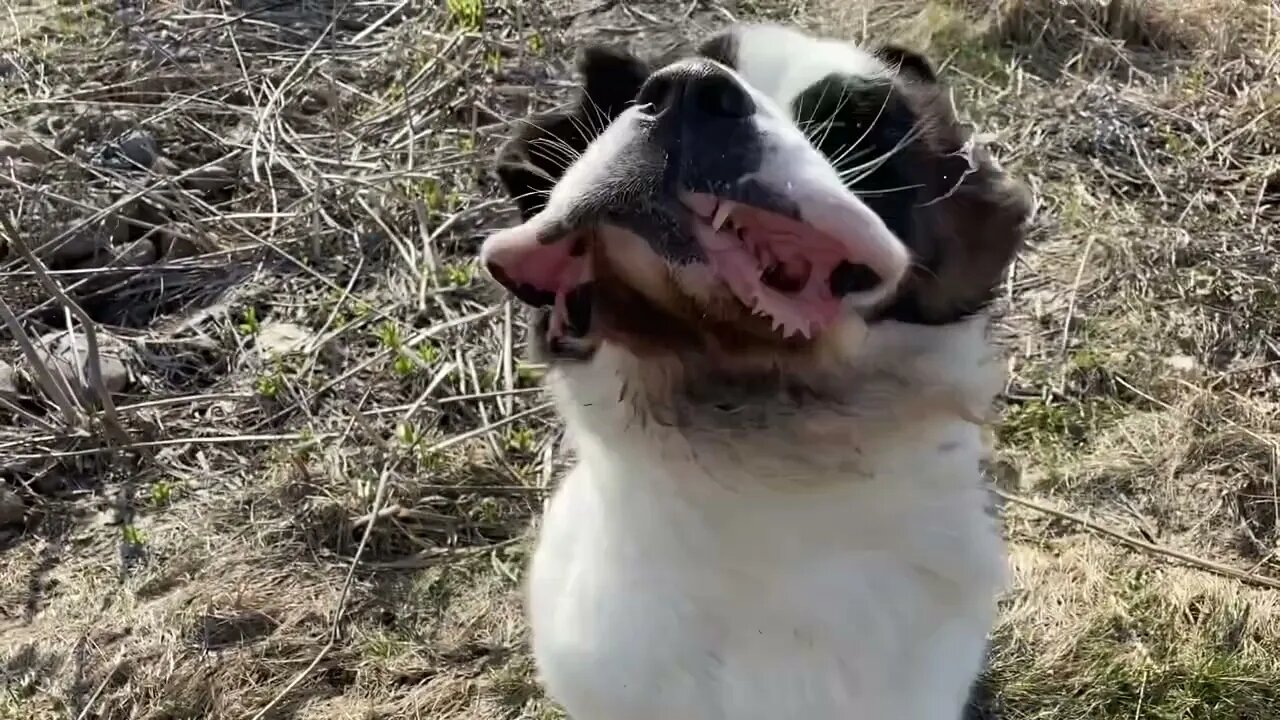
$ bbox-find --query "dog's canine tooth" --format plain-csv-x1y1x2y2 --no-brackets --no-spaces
711,200,735,231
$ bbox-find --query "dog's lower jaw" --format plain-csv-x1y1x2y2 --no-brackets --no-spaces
524,320,1008,720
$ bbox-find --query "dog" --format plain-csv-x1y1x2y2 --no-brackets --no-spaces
479,22,1031,720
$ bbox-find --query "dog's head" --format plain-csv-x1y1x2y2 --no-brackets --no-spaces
482,23,1031,380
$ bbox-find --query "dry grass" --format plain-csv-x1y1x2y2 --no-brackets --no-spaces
0,0,1277,718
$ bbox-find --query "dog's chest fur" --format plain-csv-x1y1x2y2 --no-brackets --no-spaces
525,322,1008,720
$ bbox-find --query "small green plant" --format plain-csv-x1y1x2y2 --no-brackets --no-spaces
415,446,444,471
292,429,318,463
392,354,416,377
420,178,462,218
238,306,260,335
361,630,404,661
506,426,537,454
1070,348,1106,371
527,32,545,55
446,0,484,31
516,364,544,387
122,524,146,546
255,372,283,399
477,497,502,524
396,422,421,448
443,262,474,287
148,481,173,507
416,342,440,365
382,80,406,105
486,51,503,73
376,320,403,350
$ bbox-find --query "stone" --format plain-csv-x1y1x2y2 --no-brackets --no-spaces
69,239,158,295
0,54,19,79
156,226,202,259
87,127,159,171
0,360,19,403
0,486,24,526
1,158,40,183
31,329,132,404
183,162,239,194
115,129,159,169
72,237,158,270
256,321,313,359
0,139,52,164
38,214,130,268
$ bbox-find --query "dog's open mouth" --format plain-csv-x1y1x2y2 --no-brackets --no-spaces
679,192,885,338
482,190,899,342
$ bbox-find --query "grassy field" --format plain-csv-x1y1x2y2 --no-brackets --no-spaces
1,0,1278,718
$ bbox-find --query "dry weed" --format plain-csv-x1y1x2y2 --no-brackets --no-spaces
0,0,1277,718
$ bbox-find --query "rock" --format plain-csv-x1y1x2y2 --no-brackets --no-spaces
116,129,159,169
183,162,239,194
38,214,130,267
72,237,158,270
0,486,24,526
0,360,19,403
0,139,52,164
256,321,313,359
70,239,159,294
1,158,40,183
87,127,159,171
0,54,19,79
156,226,203,259
31,329,132,404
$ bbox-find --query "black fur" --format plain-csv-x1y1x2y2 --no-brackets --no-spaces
494,45,649,221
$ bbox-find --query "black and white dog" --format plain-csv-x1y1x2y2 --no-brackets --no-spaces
481,22,1030,720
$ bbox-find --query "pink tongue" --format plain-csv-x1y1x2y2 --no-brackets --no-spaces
693,214,845,339
480,221,590,336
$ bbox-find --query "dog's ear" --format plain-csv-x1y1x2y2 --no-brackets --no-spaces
885,78,1033,325
875,44,938,84
495,45,649,220
907,144,1031,324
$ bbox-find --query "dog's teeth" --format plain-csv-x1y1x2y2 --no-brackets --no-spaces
711,200,735,231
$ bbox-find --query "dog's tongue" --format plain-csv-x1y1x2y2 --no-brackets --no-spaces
692,210,846,338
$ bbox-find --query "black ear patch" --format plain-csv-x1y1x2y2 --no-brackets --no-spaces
880,76,1032,325
875,45,938,84
494,46,649,220
792,61,1030,326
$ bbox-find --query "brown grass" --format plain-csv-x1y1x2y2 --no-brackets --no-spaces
1,0,1277,718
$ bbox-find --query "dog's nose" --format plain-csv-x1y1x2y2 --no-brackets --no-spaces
636,60,755,120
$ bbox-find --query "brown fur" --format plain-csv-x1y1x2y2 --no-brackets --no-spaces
876,73,1034,325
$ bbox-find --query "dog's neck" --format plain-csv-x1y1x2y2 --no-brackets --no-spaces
547,314,1005,497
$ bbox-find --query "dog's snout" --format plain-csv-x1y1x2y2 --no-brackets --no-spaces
636,61,755,120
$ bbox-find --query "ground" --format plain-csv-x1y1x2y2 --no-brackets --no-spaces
0,0,1277,718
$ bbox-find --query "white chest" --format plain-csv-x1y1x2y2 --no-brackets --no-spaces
524,451,1004,720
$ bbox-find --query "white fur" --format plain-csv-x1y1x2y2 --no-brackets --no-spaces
527,318,1007,720
522,25,1010,720
730,24,891,109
